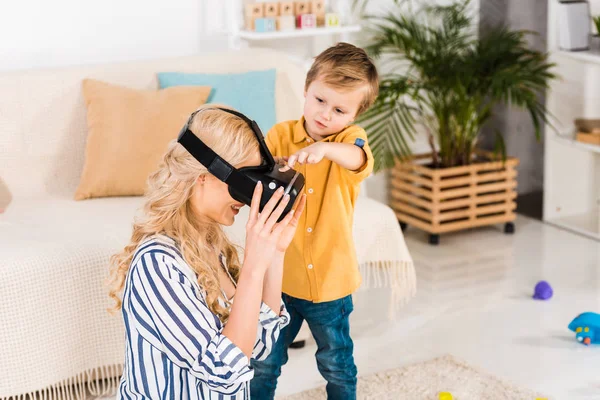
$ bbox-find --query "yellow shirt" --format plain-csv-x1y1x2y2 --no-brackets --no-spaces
265,117,374,302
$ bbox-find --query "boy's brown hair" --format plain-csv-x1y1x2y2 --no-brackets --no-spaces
305,42,379,117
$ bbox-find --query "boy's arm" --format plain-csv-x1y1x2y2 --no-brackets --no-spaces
320,142,366,171
280,127,373,183
330,127,373,180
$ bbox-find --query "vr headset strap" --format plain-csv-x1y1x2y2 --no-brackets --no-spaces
178,129,252,191
214,108,276,168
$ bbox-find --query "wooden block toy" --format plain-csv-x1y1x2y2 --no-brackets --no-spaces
264,2,280,17
277,15,296,31
297,13,316,29
311,0,325,16
245,3,264,19
325,13,340,27
255,17,277,32
280,1,295,16
245,3,264,30
316,14,326,27
295,1,311,15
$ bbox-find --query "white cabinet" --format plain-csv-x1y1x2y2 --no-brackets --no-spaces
543,0,600,241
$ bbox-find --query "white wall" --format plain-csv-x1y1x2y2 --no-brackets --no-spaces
0,0,232,72
0,0,475,204
3,0,439,72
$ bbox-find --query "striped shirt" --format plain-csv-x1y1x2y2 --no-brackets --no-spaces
117,234,290,399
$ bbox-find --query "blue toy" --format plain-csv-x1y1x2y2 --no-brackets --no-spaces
533,280,553,300
568,312,600,345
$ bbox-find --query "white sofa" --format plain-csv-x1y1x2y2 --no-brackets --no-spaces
0,48,415,399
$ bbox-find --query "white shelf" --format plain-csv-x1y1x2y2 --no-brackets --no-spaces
238,25,361,40
556,49,600,64
546,210,600,241
551,133,600,154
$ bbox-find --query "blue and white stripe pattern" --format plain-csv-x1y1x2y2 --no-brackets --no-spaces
117,234,289,399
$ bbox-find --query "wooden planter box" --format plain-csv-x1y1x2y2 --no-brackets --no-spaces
390,152,519,244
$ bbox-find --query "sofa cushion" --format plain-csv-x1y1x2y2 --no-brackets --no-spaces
74,79,211,200
157,69,276,133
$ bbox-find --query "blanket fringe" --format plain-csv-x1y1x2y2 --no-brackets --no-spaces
358,260,417,304
2,364,122,400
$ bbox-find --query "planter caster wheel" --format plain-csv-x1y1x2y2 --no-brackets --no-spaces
399,222,408,231
504,222,515,234
428,234,440,245
289,340,306,349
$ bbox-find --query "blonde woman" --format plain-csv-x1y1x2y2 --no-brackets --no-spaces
108,106,306,400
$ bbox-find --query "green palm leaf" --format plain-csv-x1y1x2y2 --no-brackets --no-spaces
357,0,557,171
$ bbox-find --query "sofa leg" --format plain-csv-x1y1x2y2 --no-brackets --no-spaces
399,221,408,231
289,340,306,349
428,234,440,245
504,222,515,234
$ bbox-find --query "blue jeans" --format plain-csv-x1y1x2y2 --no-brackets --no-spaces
250,294,357,400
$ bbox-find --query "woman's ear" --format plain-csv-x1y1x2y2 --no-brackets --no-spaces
197,175,206,185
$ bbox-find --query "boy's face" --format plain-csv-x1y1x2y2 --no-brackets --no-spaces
303,77,365,140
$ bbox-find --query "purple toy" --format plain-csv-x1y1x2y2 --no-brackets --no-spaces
533,280,553,300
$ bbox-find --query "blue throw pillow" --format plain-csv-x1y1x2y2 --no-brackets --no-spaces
158,69,276,133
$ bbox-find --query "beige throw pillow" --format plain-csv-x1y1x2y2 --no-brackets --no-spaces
74,79,211,200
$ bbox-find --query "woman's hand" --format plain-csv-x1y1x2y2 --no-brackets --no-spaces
244,182,296,273
275,194,306,252
279,142,328,172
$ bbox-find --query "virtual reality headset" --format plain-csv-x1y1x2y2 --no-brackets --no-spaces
177,107,305,220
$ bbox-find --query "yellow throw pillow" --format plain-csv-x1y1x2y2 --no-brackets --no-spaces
75,79,211,200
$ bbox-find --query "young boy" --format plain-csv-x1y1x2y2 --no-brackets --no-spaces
250,42,379,400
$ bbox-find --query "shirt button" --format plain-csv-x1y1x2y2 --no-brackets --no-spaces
307,227,313,233
308,188,314,194
308,264,314,269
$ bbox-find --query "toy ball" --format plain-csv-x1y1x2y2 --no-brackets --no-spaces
439,393,453,400
568,312,600,346
532,280,553,300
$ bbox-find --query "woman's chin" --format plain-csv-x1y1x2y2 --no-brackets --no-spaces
220,212,236,226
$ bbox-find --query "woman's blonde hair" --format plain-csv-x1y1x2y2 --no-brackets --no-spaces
108,104,259,323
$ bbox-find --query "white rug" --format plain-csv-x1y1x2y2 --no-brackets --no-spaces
278,355,549,400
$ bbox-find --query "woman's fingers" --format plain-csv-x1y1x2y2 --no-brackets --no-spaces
248,181,262,226
256,186,284,227
263,193,291,233
292,194,307,224
271,208,295,236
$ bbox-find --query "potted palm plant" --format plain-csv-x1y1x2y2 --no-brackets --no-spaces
356,0,557,244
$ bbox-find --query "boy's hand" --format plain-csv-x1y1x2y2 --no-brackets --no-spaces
274,156,288,167
279,143,327,172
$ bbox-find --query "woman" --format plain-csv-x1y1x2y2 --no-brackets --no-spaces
108,105,306,399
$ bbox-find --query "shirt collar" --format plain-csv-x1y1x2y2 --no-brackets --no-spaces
293,116,309,144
